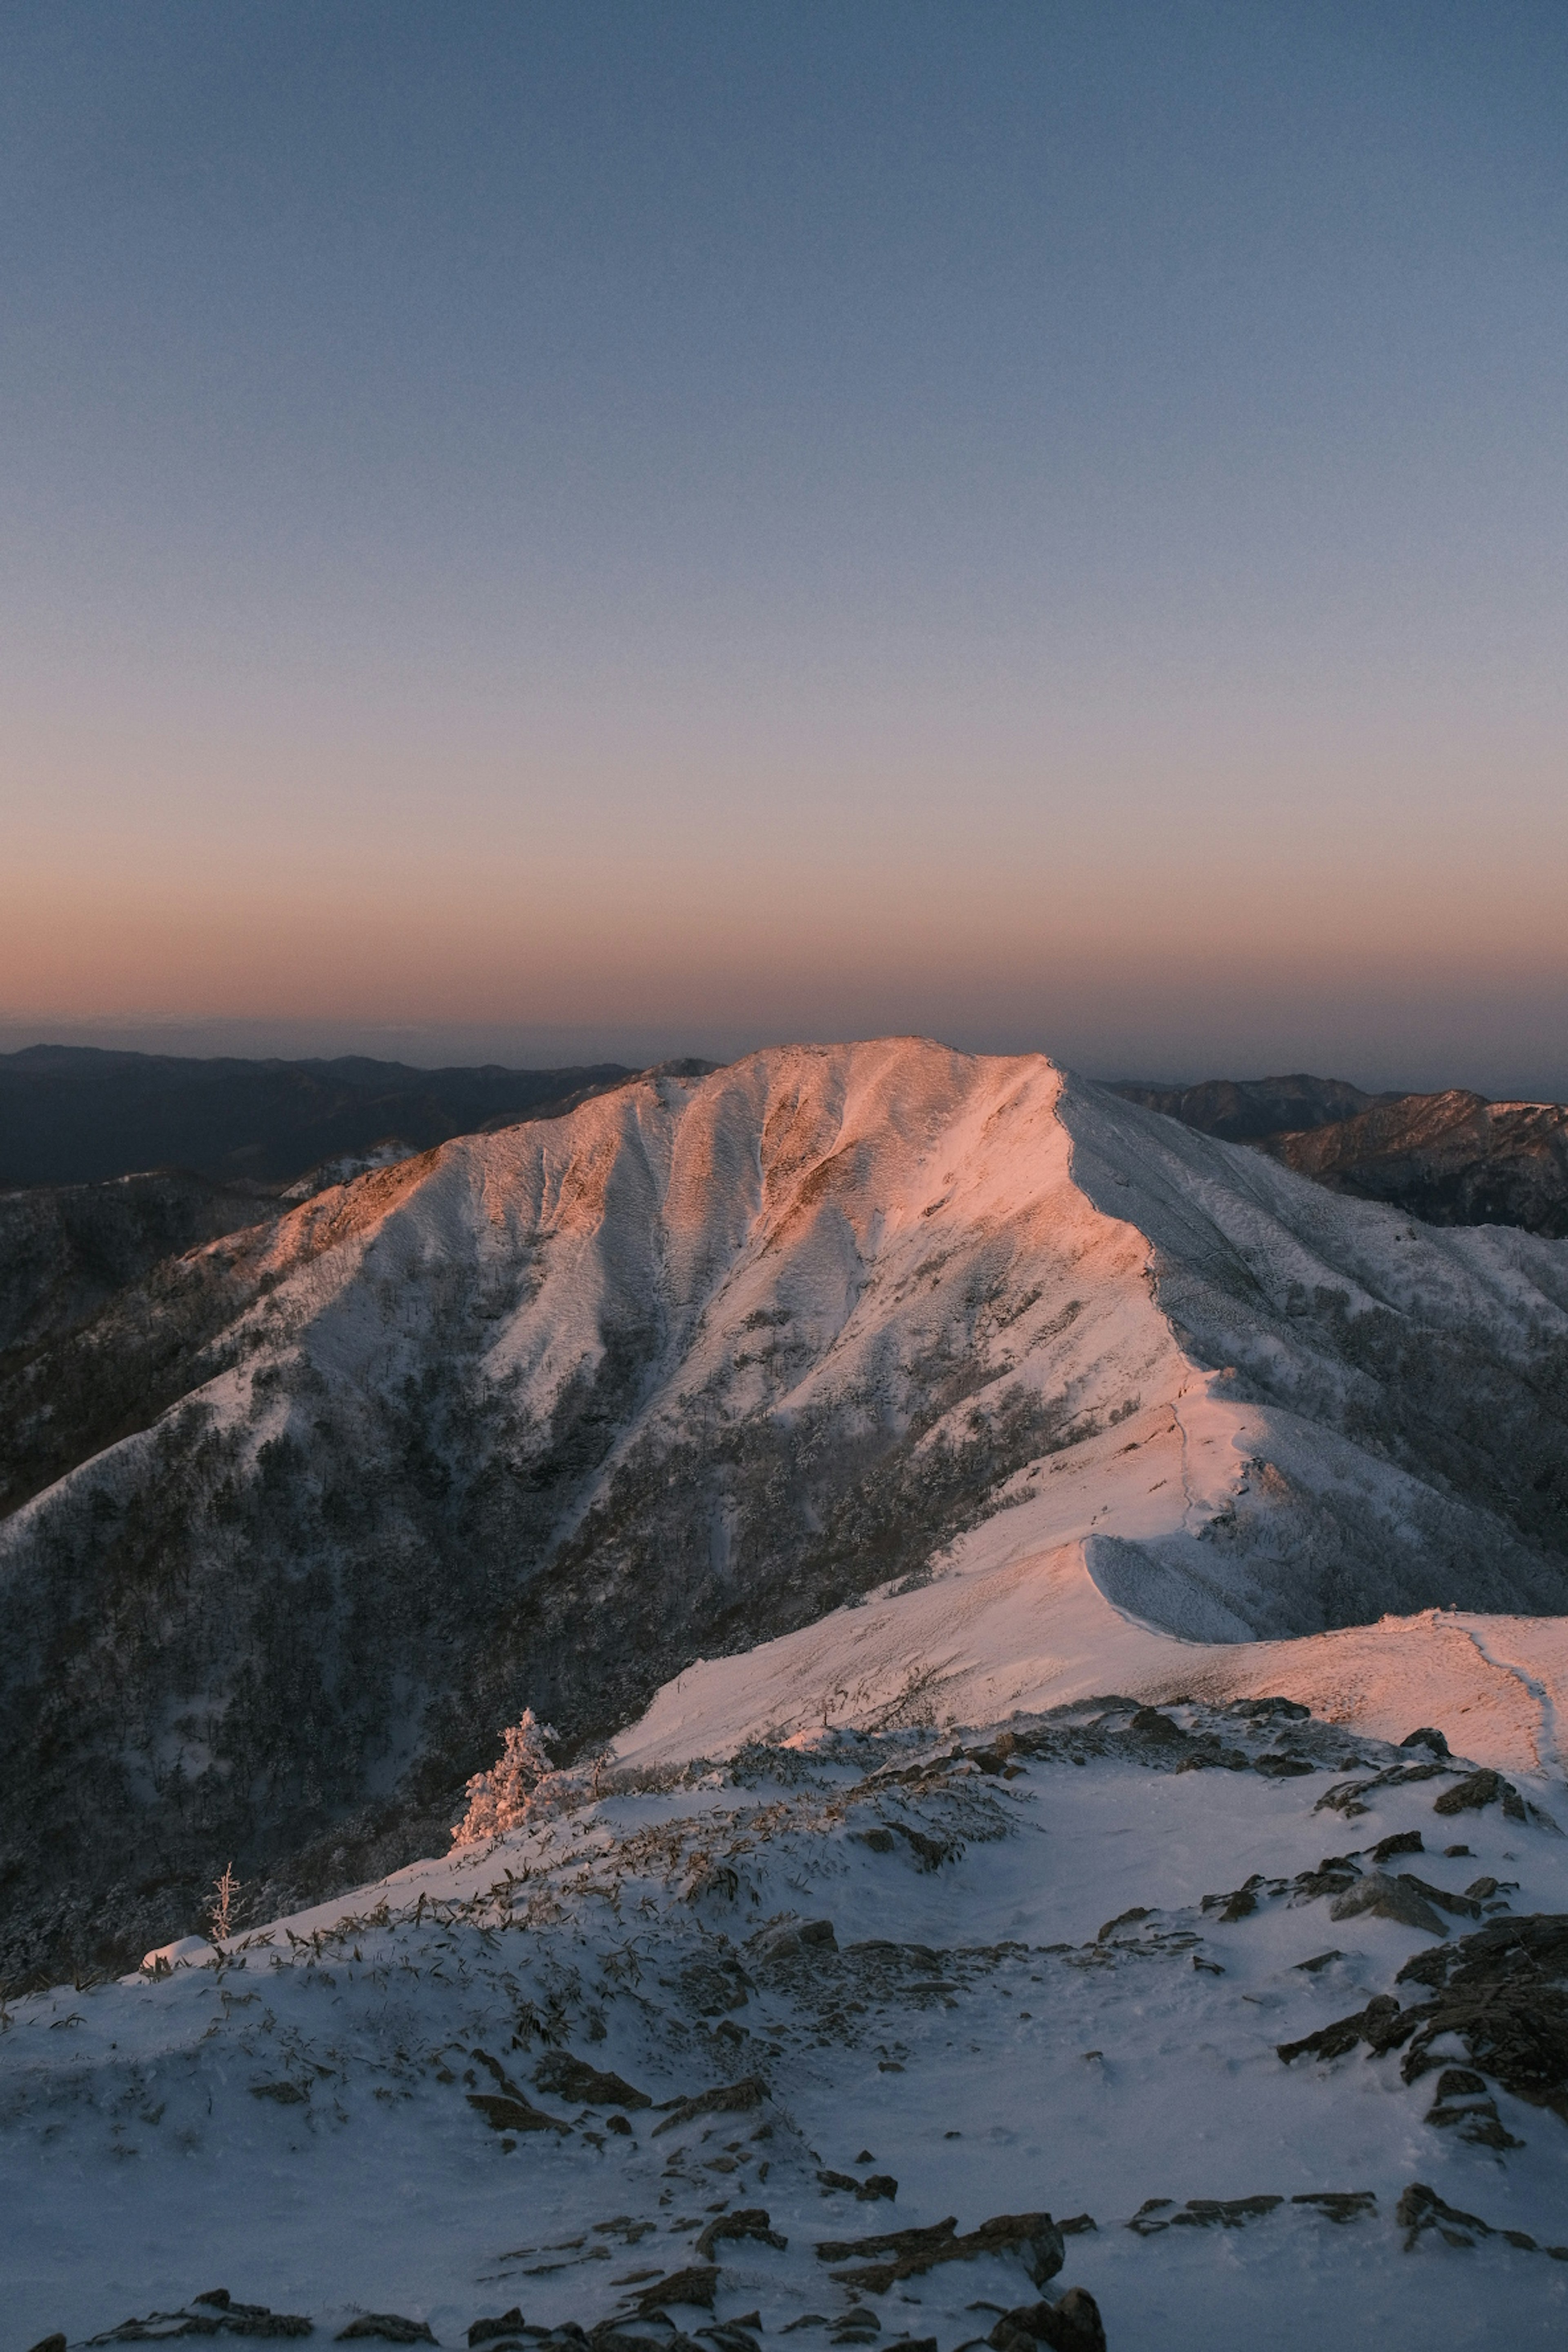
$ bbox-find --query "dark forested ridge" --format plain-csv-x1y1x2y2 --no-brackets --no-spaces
0,1045,637,1187
1107,1074,1568,1237
1105,1072,1400,1141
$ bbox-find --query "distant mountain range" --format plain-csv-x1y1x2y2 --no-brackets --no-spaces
0,1043,639,1188
3,1039,1567,1986
1108,1073,1568,1237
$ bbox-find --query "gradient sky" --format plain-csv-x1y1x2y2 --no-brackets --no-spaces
4,2,1566,1091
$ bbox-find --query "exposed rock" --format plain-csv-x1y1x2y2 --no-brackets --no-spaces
883,1824,958,1870
650,2074,769,2137
1293,1858,1360,1899
1388,1915,1568,2119
1401,1729,1450,1757
820,2213,1064,2295
335,2322,437,2346
693,2210,787,2260
1395,2183,1494,2252
1434,1770,1528,1822
1278,1992,1409,2066
828,2312,879,2345
535,2054,651,2109
1168,2197,1281,2230
1254,1755,1315,1778
1290,2192,1376,2223
1315,1782,1374,1819
818,2169,897,2201
1278,1911,1568,2123
468,2317,523,2348
1127,1708,1183,1742
467,2094,572,2136
1328,1873,1446,1936
1126,2194,1283,2235
622,2267,718,2314
1423,2091,1523,2149
677,1952,754,2015
588,2334,704,2352
756,1920,838,1962
845,1941,946,1971
87,2297,314,2342
1404,1874,1482,1920
1371,1831,1424,1862
699,2325,762,2352
1315,1761,1448,1820
816,2222,959,2264
988,2288,1105,2352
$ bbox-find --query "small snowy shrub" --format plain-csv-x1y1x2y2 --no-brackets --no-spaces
452,1708,559,1844
207,1860,241,1941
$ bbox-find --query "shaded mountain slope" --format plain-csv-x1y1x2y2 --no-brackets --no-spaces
0,1170,283,1359
1267,1089,1568,1237
2,1040,1568,1986
1107,1071,1568,1237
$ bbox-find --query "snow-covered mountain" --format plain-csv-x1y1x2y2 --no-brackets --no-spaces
4,1040,1568,1985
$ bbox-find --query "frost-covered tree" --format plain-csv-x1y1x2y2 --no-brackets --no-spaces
452,1708,559,1844
207,1860,241,1942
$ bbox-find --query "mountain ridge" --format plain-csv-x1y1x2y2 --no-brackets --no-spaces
1107,1071,1568,1236
0,1044,639,1187
2,1038,1567,1986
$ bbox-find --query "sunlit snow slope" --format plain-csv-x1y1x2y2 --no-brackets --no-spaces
3,1040,1568,1982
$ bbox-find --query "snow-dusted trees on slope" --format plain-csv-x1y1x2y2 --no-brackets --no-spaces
452,1708,559,1844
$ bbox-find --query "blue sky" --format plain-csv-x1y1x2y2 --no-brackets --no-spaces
4,2,1566,1088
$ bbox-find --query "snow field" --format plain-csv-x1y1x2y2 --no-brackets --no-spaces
4,1702,1567,2352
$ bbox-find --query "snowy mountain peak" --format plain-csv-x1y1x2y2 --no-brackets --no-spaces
2,1038,1567,1990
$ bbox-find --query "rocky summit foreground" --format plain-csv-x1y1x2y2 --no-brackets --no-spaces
5,1694,1568,2352
3,1703,1568,2352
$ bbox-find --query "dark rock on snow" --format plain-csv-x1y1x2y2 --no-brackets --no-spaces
534,2053,652,2110
336,2323,437,2346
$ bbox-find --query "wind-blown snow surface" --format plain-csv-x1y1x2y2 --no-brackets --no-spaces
5,1701,1568,2352
4,1040,1568,1981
